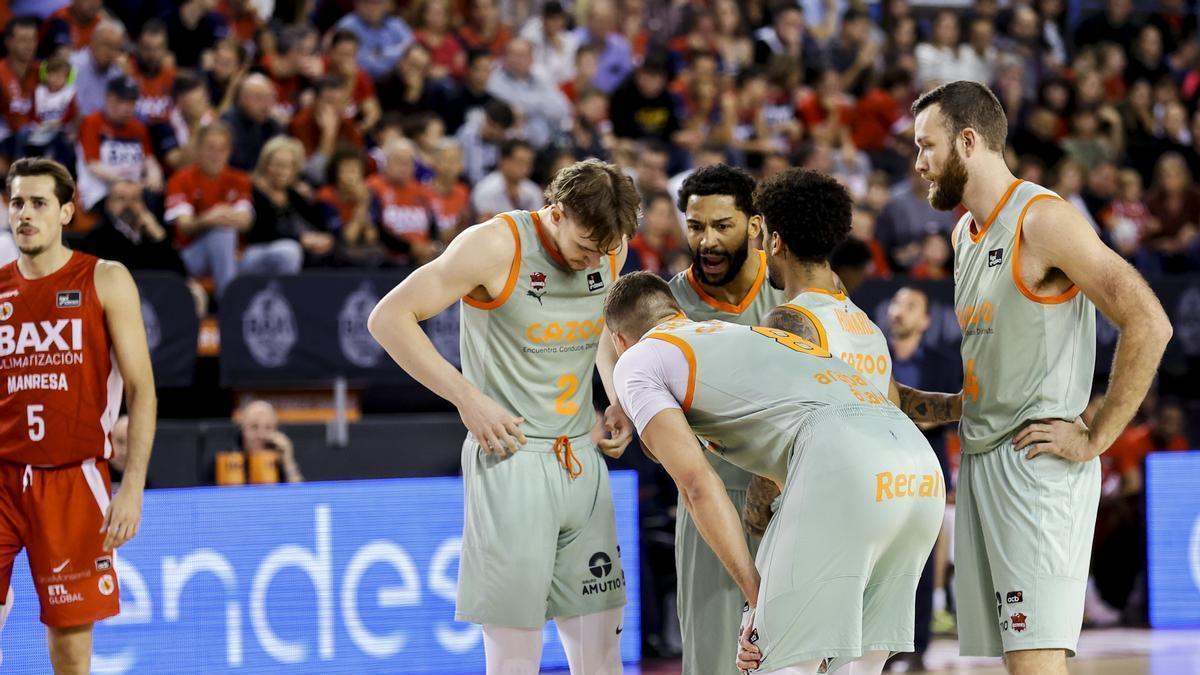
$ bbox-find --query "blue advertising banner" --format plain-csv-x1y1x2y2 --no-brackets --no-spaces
0,473,641,673
1146,450,1200,628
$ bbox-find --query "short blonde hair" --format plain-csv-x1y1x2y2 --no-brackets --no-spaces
254,135,306,183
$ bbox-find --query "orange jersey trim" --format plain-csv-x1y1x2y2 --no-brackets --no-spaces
779,303,829,350
645,333,697,412
608,253,619,281
797,286,847,301
531,209,570,268
969,179,1023,243
685,249,768,314
463,214,522,309
1012,194,1081,304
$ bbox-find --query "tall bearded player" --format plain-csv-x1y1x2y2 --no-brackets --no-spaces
0,159,156,674
912,82,1171,675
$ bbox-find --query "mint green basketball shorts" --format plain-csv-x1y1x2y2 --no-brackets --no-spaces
753,405,945,671
455,433,627,629
954,434,1101,657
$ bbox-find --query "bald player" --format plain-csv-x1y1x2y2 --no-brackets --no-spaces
742,169,961,550
666,164,785,675
607,272,944,674
912,81,1171,674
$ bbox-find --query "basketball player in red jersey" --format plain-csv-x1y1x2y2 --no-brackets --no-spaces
0,158,156,674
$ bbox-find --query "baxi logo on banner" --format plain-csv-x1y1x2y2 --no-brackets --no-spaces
1,474,641,673
1146,451,1200,628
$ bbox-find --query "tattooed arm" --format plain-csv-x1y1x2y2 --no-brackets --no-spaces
888,378,962,425
743,474,780,537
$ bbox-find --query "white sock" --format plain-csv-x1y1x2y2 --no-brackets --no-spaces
932,587,947,613
554,606,624,674
829,651,889,675
482,623,544,675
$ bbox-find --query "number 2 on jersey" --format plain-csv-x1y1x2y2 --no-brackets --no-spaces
555,374,580,415
27,404,45,441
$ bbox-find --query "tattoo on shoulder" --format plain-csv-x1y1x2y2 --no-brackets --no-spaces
765,306,820,345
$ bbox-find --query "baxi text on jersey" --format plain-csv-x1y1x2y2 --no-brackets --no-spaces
0,319,84,357
7,371,70,393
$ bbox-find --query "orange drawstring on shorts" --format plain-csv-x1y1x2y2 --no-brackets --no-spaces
554,436,583,480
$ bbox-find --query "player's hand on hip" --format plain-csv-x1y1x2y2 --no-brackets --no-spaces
459,390,527,456
102,484,144,551
597,403,633,459
737,605,762,673
1014,416,1096,462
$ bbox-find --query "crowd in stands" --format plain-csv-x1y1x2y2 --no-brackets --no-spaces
2,0,1200,294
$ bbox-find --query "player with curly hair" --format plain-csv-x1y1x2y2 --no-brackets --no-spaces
737,167,960,673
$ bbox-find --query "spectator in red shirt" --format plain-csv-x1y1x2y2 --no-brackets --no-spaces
326,30,381,132
76,76,164,211
39,0,110,58
410,0,467,81
368,137,439,263
290,75,364,184
426,138,472,241
261,25,324,124
165,121,253,295
796,69,854,145
457,0,512,57
0,16,40,166
129,20,182,169
216,0,264,47
627,190,681,276
851,67,913,181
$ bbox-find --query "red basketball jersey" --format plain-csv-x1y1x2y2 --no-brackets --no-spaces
0,252,123,466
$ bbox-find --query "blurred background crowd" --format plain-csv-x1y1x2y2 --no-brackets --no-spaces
2,0,1198,666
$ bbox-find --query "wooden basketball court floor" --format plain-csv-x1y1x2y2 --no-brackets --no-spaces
613,628,1200,674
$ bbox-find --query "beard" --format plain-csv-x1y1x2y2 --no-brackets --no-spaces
17,242,47,257
766,248,784,291
927,146,969,211
693,237,750,287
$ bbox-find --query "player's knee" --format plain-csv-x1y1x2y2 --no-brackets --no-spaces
47,623,93,675
1003,648,1067,675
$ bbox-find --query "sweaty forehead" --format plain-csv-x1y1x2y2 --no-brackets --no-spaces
9,175,58,200
686,194,744,222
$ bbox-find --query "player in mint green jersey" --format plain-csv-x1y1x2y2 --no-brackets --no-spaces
606,272,944,675
911,81,1172,675
368,160,641,675
666,164,786,675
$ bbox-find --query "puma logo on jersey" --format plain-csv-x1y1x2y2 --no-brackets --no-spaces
527,272,548,304
0,319,83,356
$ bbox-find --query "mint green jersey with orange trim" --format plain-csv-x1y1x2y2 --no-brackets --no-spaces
951,180,1096,455
460,210,619,440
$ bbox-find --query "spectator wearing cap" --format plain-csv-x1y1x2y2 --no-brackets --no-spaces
520,1,578,86
289,75,365,183
457,0,512,57
128,19,181,169
0,17,41,165
572,0,634,94
487,38,571,149
76,75,164,210
335,0,414,81
39,0,111,57
471,138,541,222
165,0,230,70
220,73,284,172
69,19,126,117
609,52,685,152
327,29,381,132
456,98,516,184
410,0,466,81
165,121,253,296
